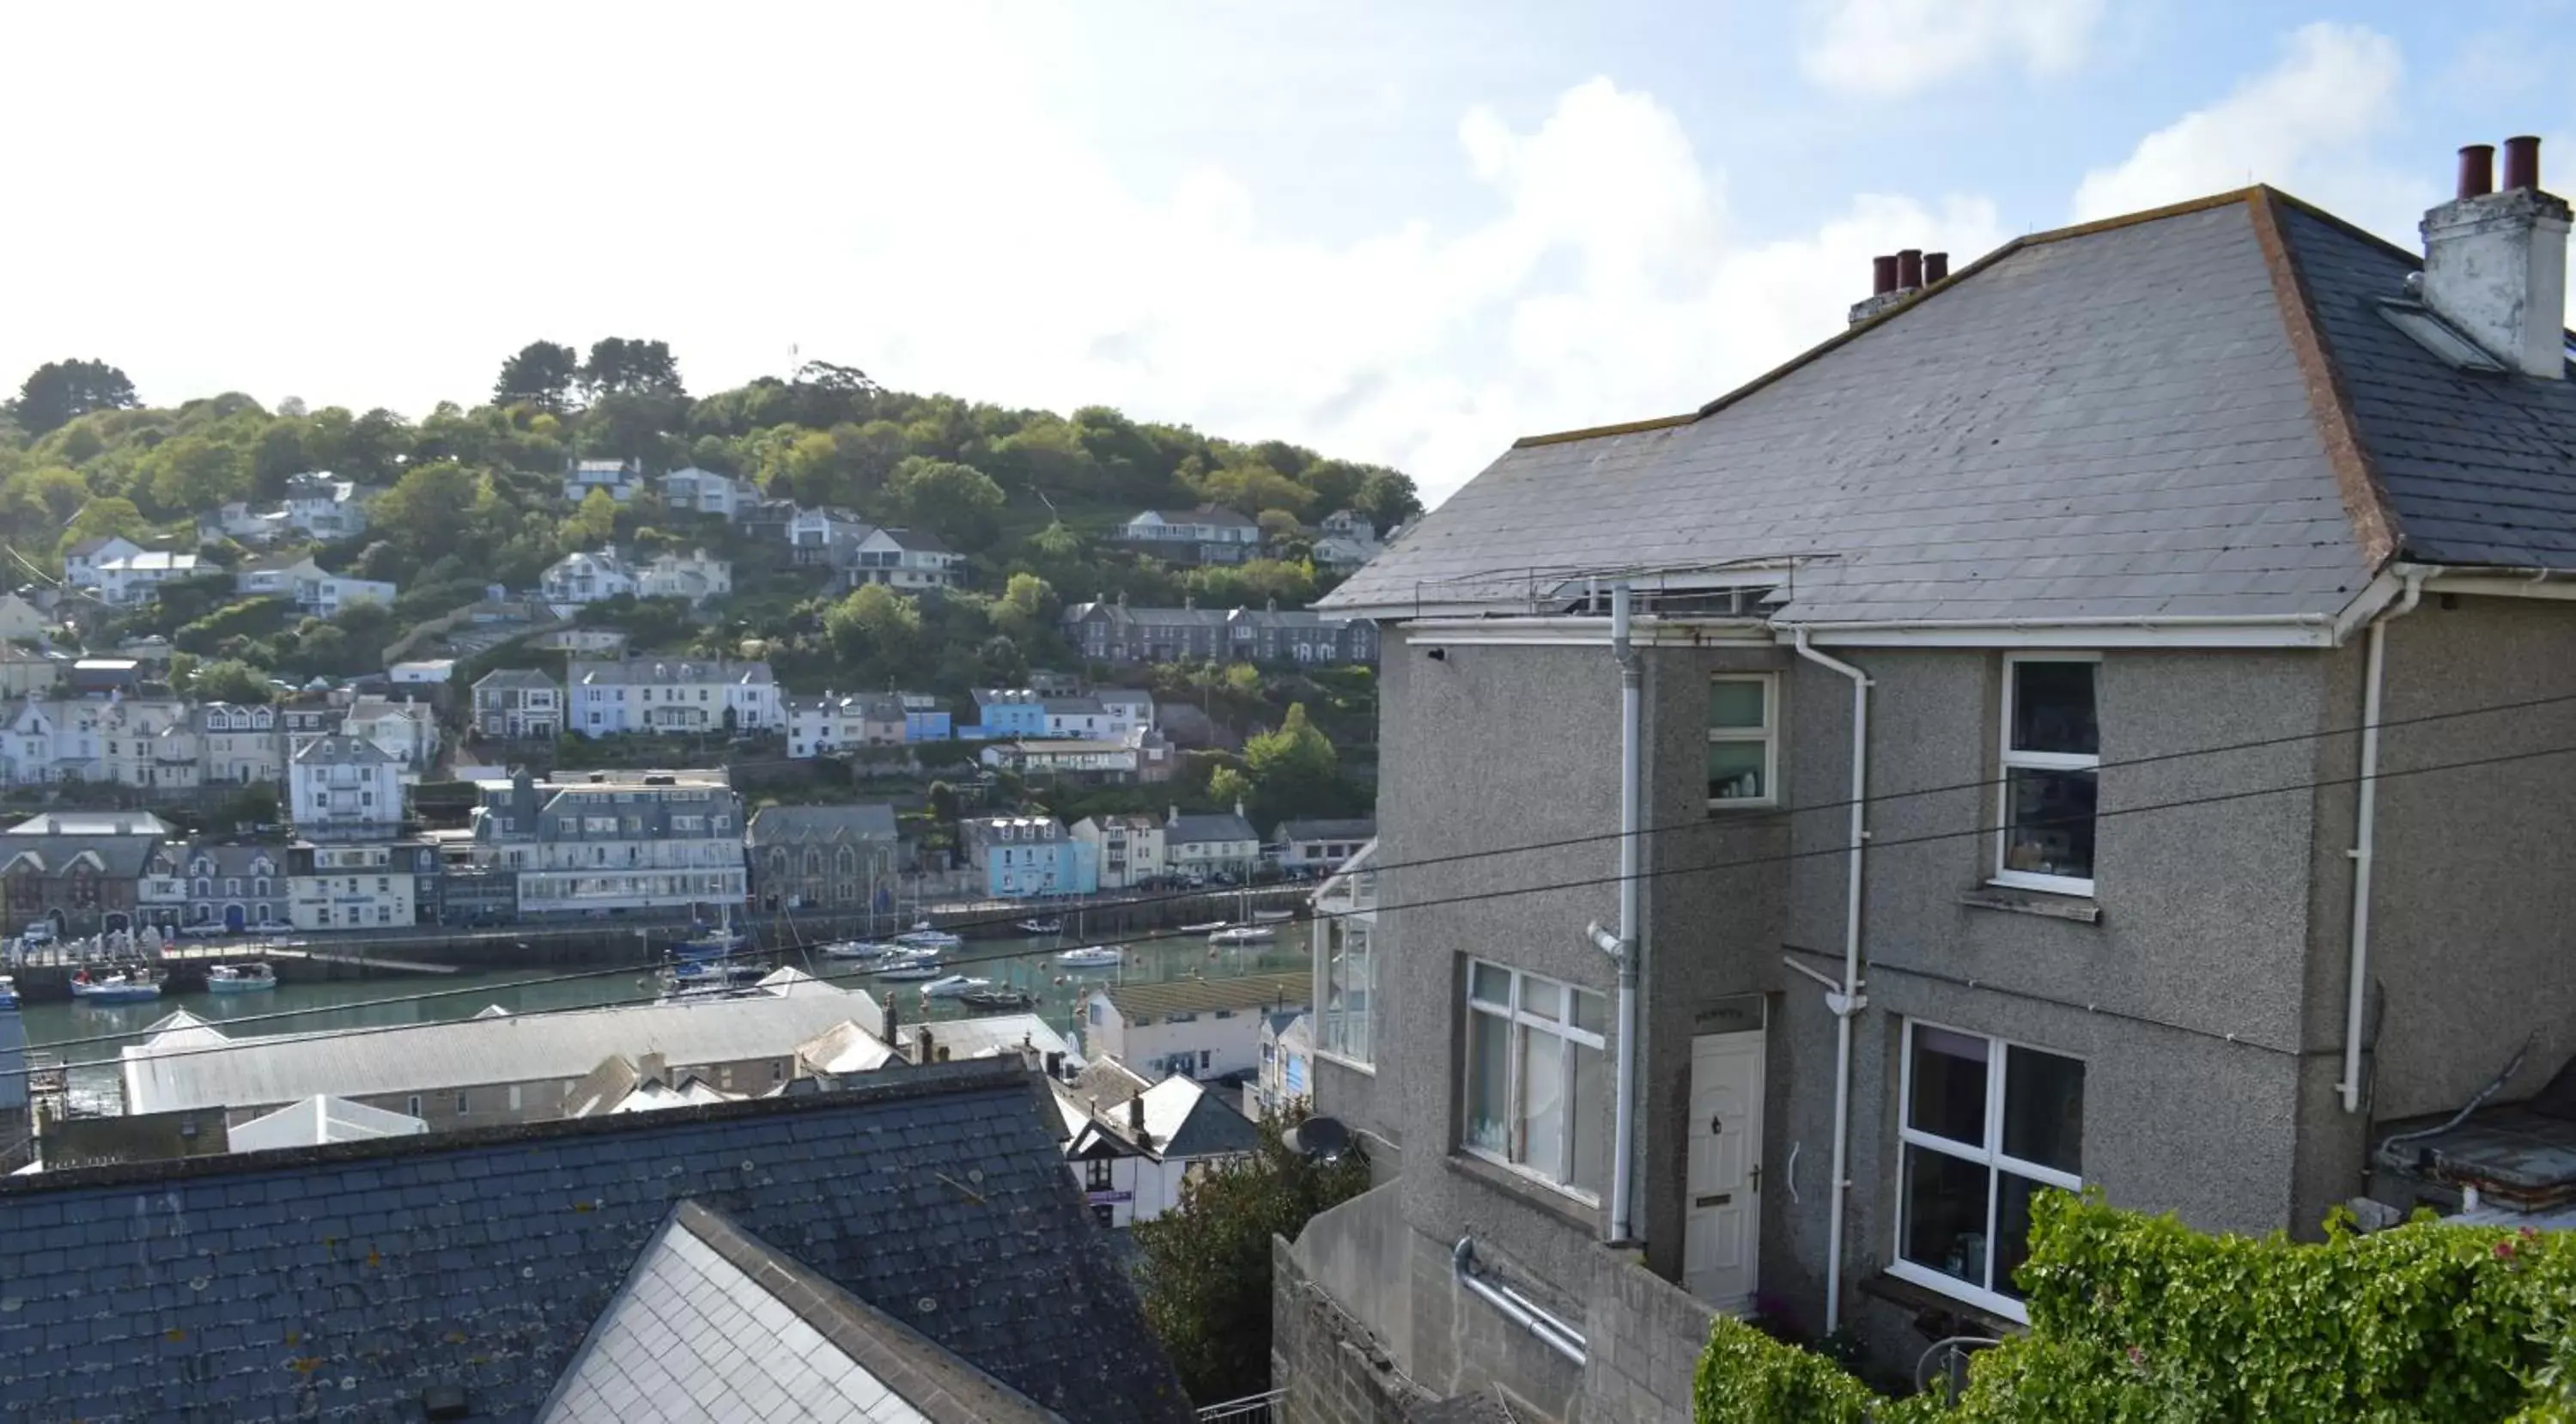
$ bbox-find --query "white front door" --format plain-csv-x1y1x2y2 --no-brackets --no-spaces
1685,1031,1765,1311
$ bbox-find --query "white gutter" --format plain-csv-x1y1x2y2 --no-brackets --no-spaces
1453,1237,1587,1365
1789,629,1870,1333
1605,583,1643,1244
2337,569,2428,1113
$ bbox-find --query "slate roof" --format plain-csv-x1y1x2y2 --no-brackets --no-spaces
0,1062,1191,1424
1320,187,2576,623
1168,811,1257,845
293,733,394,767
1134,505,1256,529
570,655,775,686
477,666,563,691
749,803,901,846
1275,818,1377,843
543,1202,1064,1423
1101,971,1312,1024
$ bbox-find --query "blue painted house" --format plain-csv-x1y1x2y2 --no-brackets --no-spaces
960,815,1099,898
965,688,1048,740
897,691,952,742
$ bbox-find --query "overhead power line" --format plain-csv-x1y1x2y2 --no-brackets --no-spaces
21,726,2576,1086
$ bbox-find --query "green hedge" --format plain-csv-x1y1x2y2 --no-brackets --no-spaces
1694,1191,2576,1423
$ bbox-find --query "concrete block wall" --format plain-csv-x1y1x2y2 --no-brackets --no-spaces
1579,1255,1717,1421
1275,1237,1438,1424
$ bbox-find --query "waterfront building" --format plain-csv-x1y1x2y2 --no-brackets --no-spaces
0,809,171,938
957,815,1098,899
120,989,885,1129
746,803,898,914
287,734,403,838
467,768,746,917
285,841,430,930
565,655,778,736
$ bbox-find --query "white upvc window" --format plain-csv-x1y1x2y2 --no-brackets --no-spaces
1891,1020,2086,1322
1707,674,1777,808
1315,917,1374,1068
1461,960,1607,1201
1993,654,2099,896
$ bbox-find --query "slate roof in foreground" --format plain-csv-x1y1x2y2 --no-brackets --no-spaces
0,1060,1190,1424
1321,187,2576,623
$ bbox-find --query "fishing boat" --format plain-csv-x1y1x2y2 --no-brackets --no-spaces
70,966,165,1003
872,952,944,982
896,922,963,951
961,988,1035,1013
1179,920,1230,934
919,974,993,999
205,962,277,995
1054,945,1124,968
0,977,17,1010
1251,908,1297,923
1015,917,1065,935
1211,925,1276,946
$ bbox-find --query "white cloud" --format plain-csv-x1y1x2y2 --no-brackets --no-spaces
0,9,2001,508
1798,0,2105,98
2072,22,2409,222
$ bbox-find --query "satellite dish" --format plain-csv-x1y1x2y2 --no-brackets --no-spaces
1284,1116,1350,1162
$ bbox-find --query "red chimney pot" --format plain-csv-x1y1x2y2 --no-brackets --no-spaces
1923,252,1950,284
2458,143,2496,200
2502,135,2542,192
1871,255,1899,295
1896,249,1924,289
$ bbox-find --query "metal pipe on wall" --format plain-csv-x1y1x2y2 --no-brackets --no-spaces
2339,570,2427,1112
1791,630,1871,1333
1607,582,1643,1244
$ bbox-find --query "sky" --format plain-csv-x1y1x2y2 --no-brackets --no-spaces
2,1,2570,508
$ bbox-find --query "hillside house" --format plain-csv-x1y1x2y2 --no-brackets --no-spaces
565,656,778,736
470,667,562,740
1114,505,1261,564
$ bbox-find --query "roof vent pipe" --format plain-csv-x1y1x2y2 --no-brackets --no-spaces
2503,135,2542,192
1896,249,1923,289
1871,255,1899,295
2458,143,2497,200
1923,252,1949,283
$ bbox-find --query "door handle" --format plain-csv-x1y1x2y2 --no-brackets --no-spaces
1748,1163,1762,1193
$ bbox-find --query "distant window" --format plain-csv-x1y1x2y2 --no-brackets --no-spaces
1996,656,2099,896
455,1092,470,1115
406,1094,421,1117
1318,919,1375,1067
1086,1158,1115,1190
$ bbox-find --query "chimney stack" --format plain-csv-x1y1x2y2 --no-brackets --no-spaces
2420,135,2568,380
1127,1095,1145,1131
1923,252,1950,284
1870,255,1899,296
1896,249,1924,289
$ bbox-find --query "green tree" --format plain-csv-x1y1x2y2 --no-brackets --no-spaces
495,341,580,411
1242,703,1342,818
187,658,274,704
1,465,90,529
579,338,685,399
926,780,961,823
10,359,138,435
58,496,148,558
1133,1109,1370,1404
823,583,923,669
1207,764,1253,810
371,460,483,566
562,487,618,548
884,457,1005,549
143,434,252,515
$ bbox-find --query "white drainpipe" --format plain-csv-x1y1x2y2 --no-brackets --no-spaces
1791,630,1870,1333
1607,582,1643,1244
2338,570,2427,1113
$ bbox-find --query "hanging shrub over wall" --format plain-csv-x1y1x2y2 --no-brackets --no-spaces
1694,1190,2576,1423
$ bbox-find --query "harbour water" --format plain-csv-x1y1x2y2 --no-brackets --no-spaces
21,922,1314,1114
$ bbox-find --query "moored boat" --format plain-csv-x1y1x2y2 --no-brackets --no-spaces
920,974,993,999
896,922,963,951
1211,925,1276,946
0,976,17,1010
70,966,165,1003
1179,920,1229,934
821,939,902,959
872,951,944,982
961,988,1035,1013
1054,945,1123,968
205,962,277,994
1015,917,1065,935
1250,908,1297,923
660,964,769,1001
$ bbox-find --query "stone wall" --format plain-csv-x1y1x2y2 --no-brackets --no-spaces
1275,1236,1439,1424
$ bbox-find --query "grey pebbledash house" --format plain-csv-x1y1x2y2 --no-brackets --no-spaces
1279,143,2576,1418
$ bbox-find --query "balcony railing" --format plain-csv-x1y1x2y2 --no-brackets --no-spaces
1195,1391,1284,1422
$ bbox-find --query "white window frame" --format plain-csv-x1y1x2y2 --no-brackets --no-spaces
1460,959,1607,1203
1889,1019,2085,1323
1314,914,1376,1072
1706,673,1778,810
1991,653,2100,897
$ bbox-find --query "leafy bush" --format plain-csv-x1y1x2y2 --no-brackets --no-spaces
1692,1191,2576,1423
